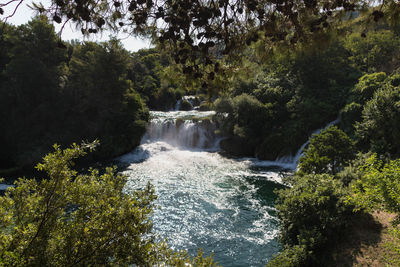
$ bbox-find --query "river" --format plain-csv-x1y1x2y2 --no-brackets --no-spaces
0,108,337,265
118,110,289,266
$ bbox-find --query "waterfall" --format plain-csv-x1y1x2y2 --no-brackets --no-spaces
251,118,340,170
174,99,182,111
119,109,283,266
121,109,340,171
174,96,200,111
142,110,218,149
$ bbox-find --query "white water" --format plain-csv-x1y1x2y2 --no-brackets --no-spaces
119,111,339,266
251,118,341,170
174,96,199,111
120,111,284,266
142,111,219,149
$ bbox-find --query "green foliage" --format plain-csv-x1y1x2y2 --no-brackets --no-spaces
267,245,308,267
299,126,355,175
340,72,388,138
180,99,193,111
0,17,68,168
350,155,400,217
129,49,196,111
274,174,355,265
198,101,213,111
0,143,156,265
214,97,234,114
340,102,363,137
344,30,400,73
0,18,149,170
351,72,387,103
335,152,371,186
232,94,272,140
215,94,273,156
0,144,218,266
151,87,179,110
64,39,149,158
216,38,360,159
382,227,400,266
355,81,400,155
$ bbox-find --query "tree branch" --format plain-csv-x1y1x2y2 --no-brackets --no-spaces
0,0,20,8
3,0,24,23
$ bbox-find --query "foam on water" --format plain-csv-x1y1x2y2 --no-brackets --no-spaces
120,110,284,266
122,142,283,266
119,111,339,265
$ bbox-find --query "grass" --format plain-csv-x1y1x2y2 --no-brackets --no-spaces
327,211,400,266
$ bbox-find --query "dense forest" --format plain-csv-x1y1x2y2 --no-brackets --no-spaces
1,0,400,265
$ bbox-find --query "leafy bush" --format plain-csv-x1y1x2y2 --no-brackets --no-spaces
151,87,179,110
335,152,371,186
351,155,400,218
356,83,400,155
344,30,400,73
198,101,213,111
340,102,363,137
232,94,272,140
351,72,387,104
299,126,355,175
214,97,234,114
267,245,308,267
180,99,193,110
273,174,355,265
0,143,217,266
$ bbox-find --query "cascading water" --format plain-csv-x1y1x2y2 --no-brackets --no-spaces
174,96,199,111
119,110,285,266
251,118,341,170
0,101,341,265
143,111,219,149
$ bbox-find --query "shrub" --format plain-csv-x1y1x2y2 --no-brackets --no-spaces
299,126,355,175
351,155,400,218
356,84,400,156
274,174,355,265
0,143,217,266
351,72,387,104
180,99,193,111
340,102,363,137
267,245,309,267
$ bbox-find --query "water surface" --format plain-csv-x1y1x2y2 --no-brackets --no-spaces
120,111,286,266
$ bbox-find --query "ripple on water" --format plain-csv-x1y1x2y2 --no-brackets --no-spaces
122,142,284,266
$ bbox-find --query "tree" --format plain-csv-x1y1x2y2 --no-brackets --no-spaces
351,155,400,220
0,143,217,266
2,0,394,79
340,72,387,136
355,80,400,156
0,16,68,168
64,39,149,158
0,18,150,170
299,126,355,175
216,94,274,156
271,173,355,266
344,30,400,73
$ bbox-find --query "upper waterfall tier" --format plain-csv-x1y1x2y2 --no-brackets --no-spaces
142,111,219,149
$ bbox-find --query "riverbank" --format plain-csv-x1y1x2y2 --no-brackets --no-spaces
327,211,400,266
